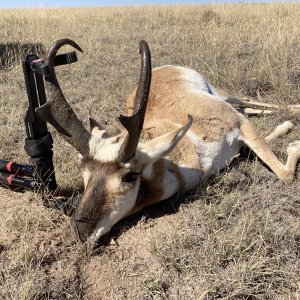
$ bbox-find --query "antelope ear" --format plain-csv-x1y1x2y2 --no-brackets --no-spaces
136,115,193,164
89,115,105,131
89,115,109,138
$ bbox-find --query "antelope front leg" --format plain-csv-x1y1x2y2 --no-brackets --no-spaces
264,121,294,143
240,118,300,182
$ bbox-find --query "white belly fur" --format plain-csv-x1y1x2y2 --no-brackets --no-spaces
180,66,242,177
187,127,242,178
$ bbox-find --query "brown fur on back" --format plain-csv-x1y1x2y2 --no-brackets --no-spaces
127,66,241,140
126,66,242,170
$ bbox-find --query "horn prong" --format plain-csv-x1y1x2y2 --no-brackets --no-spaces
118,40,152,163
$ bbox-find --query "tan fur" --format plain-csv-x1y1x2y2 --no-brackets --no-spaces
127,67,241,144
126,66,299,182
265,121,294,143
240,119,299,182
166,160,186,190
142,119,199,169
132,159,165,213
75,65,300,243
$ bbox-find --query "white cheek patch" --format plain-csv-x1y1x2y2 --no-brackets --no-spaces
178,163,201,190
88,177,141,244
161,168,179,200
141,162,154,180
89,134,125,163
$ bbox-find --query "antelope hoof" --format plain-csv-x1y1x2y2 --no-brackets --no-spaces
275,121,294,136
287,141,300,157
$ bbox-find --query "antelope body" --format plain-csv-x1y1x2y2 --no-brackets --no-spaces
39,39,300,243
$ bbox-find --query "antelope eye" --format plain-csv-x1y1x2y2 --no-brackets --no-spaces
122,172,140,183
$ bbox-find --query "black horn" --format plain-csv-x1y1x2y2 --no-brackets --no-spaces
35,38,91,157
118,40,152,163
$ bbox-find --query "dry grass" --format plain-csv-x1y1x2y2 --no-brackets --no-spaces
0,3,300,299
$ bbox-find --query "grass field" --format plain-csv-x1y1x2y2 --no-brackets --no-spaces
0,3,300,299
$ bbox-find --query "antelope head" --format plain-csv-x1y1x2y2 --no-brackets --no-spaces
37,39,192,243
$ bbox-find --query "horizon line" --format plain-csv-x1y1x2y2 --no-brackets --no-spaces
0,0,281,10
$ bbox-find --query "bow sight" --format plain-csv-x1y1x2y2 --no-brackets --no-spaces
0,49,78,193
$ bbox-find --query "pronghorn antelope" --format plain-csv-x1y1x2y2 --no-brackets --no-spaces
37,39,300,243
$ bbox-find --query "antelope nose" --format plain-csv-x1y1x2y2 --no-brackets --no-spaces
71,214,96,242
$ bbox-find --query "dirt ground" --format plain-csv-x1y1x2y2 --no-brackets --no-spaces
0,185,206,299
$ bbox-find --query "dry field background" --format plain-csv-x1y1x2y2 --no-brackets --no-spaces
0,3,300,299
